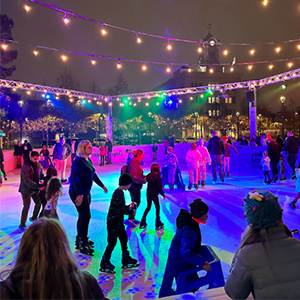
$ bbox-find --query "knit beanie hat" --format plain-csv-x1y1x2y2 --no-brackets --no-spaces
119,173,133,186
46,167,58,177
189,198,209,219
244,189,282,229
167,146,173,153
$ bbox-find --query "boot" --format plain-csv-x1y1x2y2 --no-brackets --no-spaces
100,255,115,274
201,180,205,187
155,218,164,230
227,172,230,177
139,218,147,229
272,174,278,183
188,183,192,190
194,183,199,190
78,238,94,256
122,250,139,269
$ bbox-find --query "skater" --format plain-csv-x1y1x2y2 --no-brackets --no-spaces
100,173,139,274
260,151,272,184
225,190,300,300
18,151,45,231
267,134,282,183
197,138,211,187
127,149,146,223
99,143,106,166
69,140,108,256
290,163,300,209
14,140,23,168
105,138,113,164
159,198,211,297
140,163,165,230
186,143,202,190
0,218,105,299
43,177,62,219
279,152,286,181
0,146,7,181
283,131,300,179
22,140,32,163
207,131,225,184
38,167,58,217
222,136,239,177
152,143,158,161
162,147,179,191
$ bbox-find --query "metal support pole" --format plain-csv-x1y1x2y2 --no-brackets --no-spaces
249,88,257,139
106,102,113,144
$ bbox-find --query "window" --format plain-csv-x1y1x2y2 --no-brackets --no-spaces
208,110,212,116
225,98,228,104
208,97,212,104
217,110,220,116
216,97,220,103
212,97,215,103
232,96,236,104
213,110,216,116
229,97,232,104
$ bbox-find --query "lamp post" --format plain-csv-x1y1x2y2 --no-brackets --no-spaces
194,112,199,141
148,112,153,143
18,100,24,141
280,96,286,137
257,113,262,135
236,111,240,140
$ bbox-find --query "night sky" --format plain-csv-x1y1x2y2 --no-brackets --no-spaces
1,0,300,111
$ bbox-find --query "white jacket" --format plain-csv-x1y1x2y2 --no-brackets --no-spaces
186,149,202,169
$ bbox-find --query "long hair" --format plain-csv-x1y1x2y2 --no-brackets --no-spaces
46,177,62,201
76,140,91,157
148,163,161,181
1,218,87,299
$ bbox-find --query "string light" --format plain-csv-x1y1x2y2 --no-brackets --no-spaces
262,0,269,6
167,41,172,51
33,48,38,56
91,56,96,65
142,63,147,71
209,67,214,73
249,47,255,56
197,45,203,53
64,13,69,24
117,60,122,69
230,67,234,72
166,66,171,73
61,54,68,61
268,62,274,70
101,24,107,35
275,44,281,53
223,48,229,56
287,60,293,68
297,44,300,50
136,35,142,44
1,41,7,50
248,65,253,70
24,0,30,12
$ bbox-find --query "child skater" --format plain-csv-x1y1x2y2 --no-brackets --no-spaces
43,177,62,219
140,163,165,230
290,163,300,209
260,151,271,184
99,143,106,166
100,173,139,274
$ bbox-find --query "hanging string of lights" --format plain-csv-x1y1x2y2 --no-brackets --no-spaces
1,68,300,104
1,37,300,73
25,0,300,49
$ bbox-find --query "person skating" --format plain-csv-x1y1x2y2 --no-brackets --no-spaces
222,136,239,177
140,163,165,230
186,143,202,190
159,198,211,297
100,173,139,273
196,138,211,187
162,147,179,191
290,163,300,209
0,147,7,181
14,141,23,168
260,151,272,184
283,131,300,179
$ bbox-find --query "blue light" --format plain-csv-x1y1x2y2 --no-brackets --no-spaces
45,94,51,99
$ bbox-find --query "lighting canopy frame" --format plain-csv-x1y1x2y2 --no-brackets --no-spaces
1,68,300,102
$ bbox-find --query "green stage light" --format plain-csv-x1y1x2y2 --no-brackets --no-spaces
281,84,286,89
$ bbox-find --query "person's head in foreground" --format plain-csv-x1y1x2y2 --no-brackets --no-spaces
225,189,300,300
119,173,133,190
189,198,209,224
0,218,104,299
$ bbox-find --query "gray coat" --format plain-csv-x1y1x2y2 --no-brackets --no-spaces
225,224,300,299
18,161,44,196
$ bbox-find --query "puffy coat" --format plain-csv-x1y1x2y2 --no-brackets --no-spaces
225,224,300,299
196,145,211,166
186,149,202,169
128,157,145,188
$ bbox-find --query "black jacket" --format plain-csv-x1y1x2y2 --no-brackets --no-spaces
207,136,224,155
284,136,300,155
146,173,164,198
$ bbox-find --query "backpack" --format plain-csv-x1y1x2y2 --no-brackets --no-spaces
121,164,129,175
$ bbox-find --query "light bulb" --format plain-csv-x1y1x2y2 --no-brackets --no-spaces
33,48,38,56
64,13,69,24
197,46,203,53
250,48,255,55
297,44,300,50
166,66,171,73
230,67,234,72
167,41,172,51
142,63,147,71
136,35,142,44
262,0,269,6
268,63,274,70
146,102,149,106
275,45,281,53
1,42,7,50
223,49,228,56
188,68,192,72
101,24,107,35
117,60,122,69
209,68,214,73
287,61,293,68
91,57,96,65
24,1,30,12
248,65,253,70
61,54,68,61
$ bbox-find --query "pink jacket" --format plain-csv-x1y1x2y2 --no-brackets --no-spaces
196,145,211,166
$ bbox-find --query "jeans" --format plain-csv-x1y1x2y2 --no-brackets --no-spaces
287,153,298,177
142,194,160,220
211,155,224,181
20,193,41,226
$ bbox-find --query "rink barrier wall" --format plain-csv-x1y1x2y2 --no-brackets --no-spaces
2,144,299,177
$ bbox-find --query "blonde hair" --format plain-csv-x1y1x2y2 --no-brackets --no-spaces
1,218,87,299
76,140,91,157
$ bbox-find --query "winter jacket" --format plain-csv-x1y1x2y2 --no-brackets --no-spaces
53,142,71,160
267,141,282,161
163,153,178,169
223,142,239,157
18,160,44,196
159,209,205,298
105,140,113,152
207,136,224,155
69,157,104,196
13,145,23,156
284,136,300,155
225,224,300,299
128,157,145,189
260,156,271,171
146,172,165,198
99,145,106,156
186,149,202,169
196,145,211,166
0,148,3,163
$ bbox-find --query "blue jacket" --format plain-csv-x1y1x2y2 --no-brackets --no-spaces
159,209,205,297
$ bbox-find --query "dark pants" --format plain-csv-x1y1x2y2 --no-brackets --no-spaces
264,170,271,182
71,153,76,163
43,209,59,220
142,194,160,221
270,159,279,177
0,162,6,178
152,153,157,161
100,155,105,165
128,187,141,220
287,153,298,177
20,193,41,226
211,154,224,181
103,221,128,259
70,193,91,243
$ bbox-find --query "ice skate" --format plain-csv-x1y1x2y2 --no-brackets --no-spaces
121,251,139,269
99,256,116,274
227,172,230,177
155,218,164,230
187,183,192,190
139,219,147,229
194,183,199,191
78,238,94,256
75,236,94,249
201,180,205,187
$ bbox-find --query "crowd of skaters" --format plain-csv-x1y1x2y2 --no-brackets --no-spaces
0,131,300,299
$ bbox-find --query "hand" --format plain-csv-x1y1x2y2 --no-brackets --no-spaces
39,180,44,184
75,195,83,206
202,261,211,272
102,186,108,193
40,186,45,191
129,202,137,209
